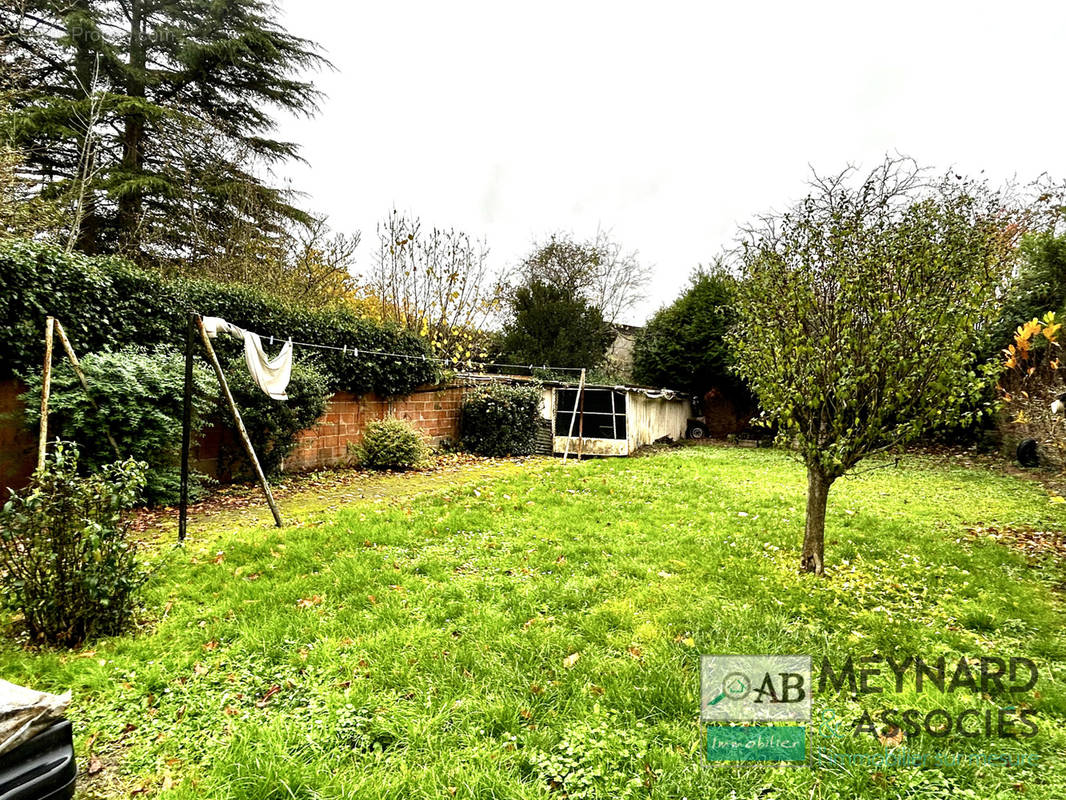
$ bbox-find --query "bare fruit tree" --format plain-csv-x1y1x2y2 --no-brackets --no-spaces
370,209,505,362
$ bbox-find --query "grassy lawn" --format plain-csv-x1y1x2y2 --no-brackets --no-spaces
3,445,1065,799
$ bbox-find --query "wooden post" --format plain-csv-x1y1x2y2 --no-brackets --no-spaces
178,313,195,542
562,368,586,463
53,319,121,459
37,317,55,470
196,316,283,528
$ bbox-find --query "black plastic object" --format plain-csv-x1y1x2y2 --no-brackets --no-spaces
0,720,76,800
1017,438,1040,468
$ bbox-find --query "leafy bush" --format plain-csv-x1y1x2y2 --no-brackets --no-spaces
21,346,216,506
499,280,614,369
221,357,331,477
0,443,148,646
0,238,436,396
521,710,658,799
459,383,541,456
349,417,426,471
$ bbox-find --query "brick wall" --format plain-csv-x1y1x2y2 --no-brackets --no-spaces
284,384,465,472
0,380,36,499
0,379,467,493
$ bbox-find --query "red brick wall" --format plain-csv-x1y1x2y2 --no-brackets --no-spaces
284,385,465,472
0,379,466,492
0,380,36,499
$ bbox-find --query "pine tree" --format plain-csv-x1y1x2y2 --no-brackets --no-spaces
1,0,325,262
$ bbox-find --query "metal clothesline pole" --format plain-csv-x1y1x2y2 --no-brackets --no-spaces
179,312,195,541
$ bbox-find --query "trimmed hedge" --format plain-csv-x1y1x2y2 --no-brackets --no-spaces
0,238,437,395
459,383,541,456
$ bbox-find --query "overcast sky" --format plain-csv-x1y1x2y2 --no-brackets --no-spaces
272,0,1066,324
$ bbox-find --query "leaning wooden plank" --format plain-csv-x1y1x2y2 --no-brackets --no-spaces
53,319,122,459
562,368,586,463
196,315,283,528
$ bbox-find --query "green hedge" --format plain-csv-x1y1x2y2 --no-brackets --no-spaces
0,239,437,396
459,383,541,456
20,346,216,506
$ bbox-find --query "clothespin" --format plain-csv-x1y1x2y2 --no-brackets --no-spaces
353,348,359,358
269,334,274,345
343,344,347,356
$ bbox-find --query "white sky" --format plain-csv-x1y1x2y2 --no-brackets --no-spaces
273,0,1066,324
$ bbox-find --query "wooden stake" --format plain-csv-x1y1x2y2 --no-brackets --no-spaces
196,316,283,528
37,317,55,470
53,319,121,459
562,368,586,464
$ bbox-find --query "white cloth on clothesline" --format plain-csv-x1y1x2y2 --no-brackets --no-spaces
242,331,292,400
201,316,292,400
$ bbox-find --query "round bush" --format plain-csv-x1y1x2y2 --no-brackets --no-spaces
459,383,540,456
351,417,426,470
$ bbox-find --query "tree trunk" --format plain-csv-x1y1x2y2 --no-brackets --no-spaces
800,465,833,575
117,0,146,253
71,1,99,254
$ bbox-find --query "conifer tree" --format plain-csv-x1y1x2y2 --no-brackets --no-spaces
1,0,325,262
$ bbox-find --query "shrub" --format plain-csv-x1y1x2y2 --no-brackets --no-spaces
21,346,216,506
350,417,427,470
0,238,436,396
0,443,148,646
460,383,540,456
221,357,331,477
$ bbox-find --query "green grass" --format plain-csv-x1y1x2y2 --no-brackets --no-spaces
3,446,1065,799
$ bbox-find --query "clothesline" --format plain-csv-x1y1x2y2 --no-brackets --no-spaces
253,331,587,374
204,317,588,377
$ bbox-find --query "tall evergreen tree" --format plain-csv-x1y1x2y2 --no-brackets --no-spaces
0,0,325,261
499,280,614,369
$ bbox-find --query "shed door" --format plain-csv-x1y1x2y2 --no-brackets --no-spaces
553,388,627,440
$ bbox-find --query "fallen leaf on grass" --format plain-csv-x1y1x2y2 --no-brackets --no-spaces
563,653,580,669
297,595,323,609
255,685,282,708
627,645,643,660
877,726,905,748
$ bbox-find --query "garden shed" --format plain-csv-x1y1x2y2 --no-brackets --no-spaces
540,382,691,456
